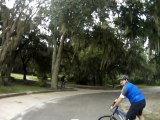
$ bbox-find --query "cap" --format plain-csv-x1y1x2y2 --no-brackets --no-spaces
118,74,128,80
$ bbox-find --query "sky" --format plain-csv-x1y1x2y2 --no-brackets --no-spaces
6,0,124,8
5,0,15,8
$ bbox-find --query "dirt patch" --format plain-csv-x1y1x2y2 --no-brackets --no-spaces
121,93,160,120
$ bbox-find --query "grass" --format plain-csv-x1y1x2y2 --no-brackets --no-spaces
0,73,51,94
0,83,50,94
11,73,38,81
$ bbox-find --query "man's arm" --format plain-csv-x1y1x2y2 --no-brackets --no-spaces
112,86,127,108
113,96,124,108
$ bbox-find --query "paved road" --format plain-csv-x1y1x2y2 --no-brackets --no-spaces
0,89,119,120
0,86,160,120
11,92,119,120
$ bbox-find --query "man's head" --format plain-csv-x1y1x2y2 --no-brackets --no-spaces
118,74,128,86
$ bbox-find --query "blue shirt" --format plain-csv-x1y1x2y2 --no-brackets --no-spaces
121,82,145,103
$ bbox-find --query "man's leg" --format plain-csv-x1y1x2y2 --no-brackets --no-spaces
136,100,146,120
137,115,144,120
126,105,136,120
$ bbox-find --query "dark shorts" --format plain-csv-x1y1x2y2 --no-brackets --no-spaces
126,99,146,120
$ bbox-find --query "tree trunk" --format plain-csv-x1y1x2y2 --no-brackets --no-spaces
0,62,12,86
51,34,65,89
0,3,35,86
22,63,27,81
0,51,18,85
0,25,21,85
51,35,57,78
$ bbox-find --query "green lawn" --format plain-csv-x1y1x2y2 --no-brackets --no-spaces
0,73,51,94
11,73,38,81
0,83,50,94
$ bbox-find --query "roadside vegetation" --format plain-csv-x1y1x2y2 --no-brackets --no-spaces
0,83,49,94
0,73,50,94
11,73,39,81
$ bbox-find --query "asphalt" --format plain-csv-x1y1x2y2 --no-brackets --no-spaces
0,88,119,120
1,86,160,120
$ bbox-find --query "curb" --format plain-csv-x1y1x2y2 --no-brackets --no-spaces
0,90,55,99
0,84,119,99
0,88,76,99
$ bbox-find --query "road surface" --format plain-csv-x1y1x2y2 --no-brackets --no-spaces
1,86,159,120
12,92,119,120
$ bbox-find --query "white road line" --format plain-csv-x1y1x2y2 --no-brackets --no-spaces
71,119,79,120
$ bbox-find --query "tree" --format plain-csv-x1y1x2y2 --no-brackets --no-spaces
0,0,47,85
144,0,160,54
49,0,117,89
17,30,50,82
